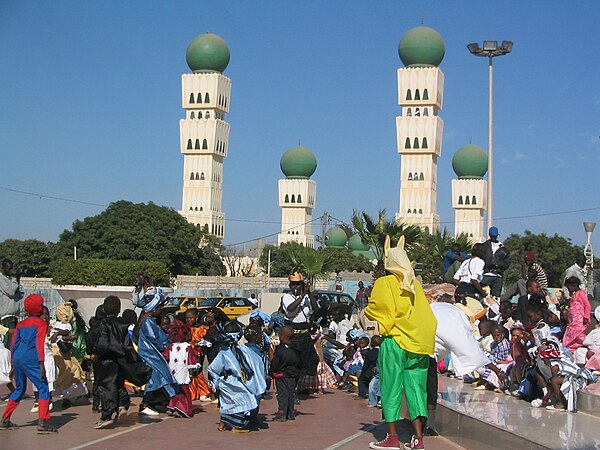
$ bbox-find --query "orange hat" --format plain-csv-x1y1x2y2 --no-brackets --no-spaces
24,294,44,316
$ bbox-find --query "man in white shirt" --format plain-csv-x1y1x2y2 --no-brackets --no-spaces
453,243,487,303
562,254,586,300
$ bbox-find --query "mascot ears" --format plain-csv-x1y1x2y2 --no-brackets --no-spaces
384,235,405,253
383,234,415,294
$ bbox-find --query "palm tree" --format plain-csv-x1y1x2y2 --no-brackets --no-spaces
351,209,423,279
288,247,330,288
430,228,474,261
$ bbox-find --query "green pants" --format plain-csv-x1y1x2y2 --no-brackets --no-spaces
379,337,429,422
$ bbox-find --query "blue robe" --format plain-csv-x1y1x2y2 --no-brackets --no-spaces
137,316,177,396
239,344,267,398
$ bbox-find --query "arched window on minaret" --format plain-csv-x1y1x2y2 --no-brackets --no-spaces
198,172,203,180
205,112,210,119
190,111,195,119
406,108,412,117
413,172,418,180
415,108,421,117
190,172,194,180
187,139,193,150
200,206,203,211
189,207,193,211
285,194,289,203
405,138,411,149
204,93,210,103
297,194,302,203
194,139,200,150
418,209,423,214
465,196,470,205
423,108,429,117
419,173,424,180
458,196,463,205
413,138,419,149
413,209,417,214
202,139,208,150
407,209,411,214
415,89,420,100
472,196,477,205
224,97,227,108
422,137,428,149
406,89,412,101
408,173,413,180
189,93,195,104
198,112,203,119
194,207,198,211
291,195,296,203
423,89,429,100
197,93,202,103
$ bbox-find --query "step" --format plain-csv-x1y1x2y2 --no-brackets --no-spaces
434,376,600,450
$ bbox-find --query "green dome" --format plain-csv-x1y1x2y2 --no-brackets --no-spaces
186,33,230,73
398,26,445,68
325,227,348,248
352,249,377,261
348,234,370,252
280,146,317,179
452,144,488,179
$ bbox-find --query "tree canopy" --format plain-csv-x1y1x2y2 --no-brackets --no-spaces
54,201,224,276
0,239,55,277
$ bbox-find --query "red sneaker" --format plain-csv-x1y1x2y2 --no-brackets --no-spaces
369,433,401,449
403,435,425,449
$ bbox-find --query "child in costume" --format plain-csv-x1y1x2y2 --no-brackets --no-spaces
185,308,213,402
32,306,57,413
269,325,301,422
164,320,200,418
366,236,437,450
0,294,57,433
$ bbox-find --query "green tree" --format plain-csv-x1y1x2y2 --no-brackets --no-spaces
259,241,307,277
0,239,55,277
322,247,374,274
351,209,422,278
54,201,224,276
502,230,583,287
52,259,170,286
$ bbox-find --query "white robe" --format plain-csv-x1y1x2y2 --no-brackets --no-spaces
431,302,490,375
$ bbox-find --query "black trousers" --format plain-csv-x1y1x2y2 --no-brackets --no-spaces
142,387,171,413
290,326,318,376
96,359,130,420
275,376,297,419
358,371,373,398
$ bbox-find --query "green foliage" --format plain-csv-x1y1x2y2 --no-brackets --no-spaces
54,201,224,276
408,229,473,284
503,230,582,287
0,239,55,277
351,209,423,278
52,259,170,286
259,242,306,278
322,247,374,274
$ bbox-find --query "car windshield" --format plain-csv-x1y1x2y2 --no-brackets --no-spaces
199,298,219,307
165,297,185,307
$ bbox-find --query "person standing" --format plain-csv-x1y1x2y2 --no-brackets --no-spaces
562,254,587,300
280,272,319,376
0,259,23,320
356,281,377,334
500,251,548,302
366,236,437,450
562,276,591,353
480,227,511,299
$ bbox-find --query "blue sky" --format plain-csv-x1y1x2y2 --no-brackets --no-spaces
1,1,599,252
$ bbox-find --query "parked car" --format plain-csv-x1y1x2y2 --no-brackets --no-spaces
164,295,257,321
162,295,208,317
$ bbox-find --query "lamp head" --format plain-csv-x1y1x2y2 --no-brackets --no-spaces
501,40,513,53
584,222,596,234
467,42,480,54
483,40,498,51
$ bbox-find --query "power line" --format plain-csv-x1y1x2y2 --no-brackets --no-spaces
0,186,108,207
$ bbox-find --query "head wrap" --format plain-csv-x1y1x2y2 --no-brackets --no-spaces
524,251,536,262
539,340,561,359
216,320,254,382
139,287,166,312
24,294,44,316
595,305,600,323
56,302,74,324
383,235,416,294
167,320,190,344
249,309,271,325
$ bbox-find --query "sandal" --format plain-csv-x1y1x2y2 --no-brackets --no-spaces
37,419,58,434
217,422,227,432
0,418,19,430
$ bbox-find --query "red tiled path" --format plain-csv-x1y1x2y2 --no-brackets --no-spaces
0,386,463,450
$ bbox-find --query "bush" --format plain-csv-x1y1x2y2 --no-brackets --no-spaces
52,259,170,286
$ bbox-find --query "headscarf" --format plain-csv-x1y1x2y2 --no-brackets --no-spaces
139,287,166,312
594,305,600,323
249,309,271,325
56,302,74,324
167,320,190,344
216,320,254,382
24,294,44,316
383,235,416,295
539,339,561,360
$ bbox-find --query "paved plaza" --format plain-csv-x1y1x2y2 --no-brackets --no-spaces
0,383,463,450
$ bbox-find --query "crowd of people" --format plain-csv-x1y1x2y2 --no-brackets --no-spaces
0,230,598,450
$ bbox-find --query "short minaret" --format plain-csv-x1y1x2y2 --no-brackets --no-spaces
179,33,231,239
277,146,317,248
394,26,445,233
451,144,488,243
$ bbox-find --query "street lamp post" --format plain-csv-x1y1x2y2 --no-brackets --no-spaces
584,222,596,296
467,40,513,230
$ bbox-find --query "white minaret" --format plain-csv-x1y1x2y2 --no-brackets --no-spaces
394,26,446,233
451,144,488,243
179,33,231,239
277,146,317,248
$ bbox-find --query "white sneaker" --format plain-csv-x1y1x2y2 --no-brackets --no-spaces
31,402,39,413
198,395,212,402
139,407,159,416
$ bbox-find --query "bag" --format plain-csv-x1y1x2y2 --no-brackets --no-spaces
117,348,152,387
57,340,74,354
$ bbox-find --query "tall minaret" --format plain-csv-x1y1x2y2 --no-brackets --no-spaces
394,26,445,234
451,144,488,243
179,33,231,239
277,146,317,248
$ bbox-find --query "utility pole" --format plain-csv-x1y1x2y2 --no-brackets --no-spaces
321,211,329,248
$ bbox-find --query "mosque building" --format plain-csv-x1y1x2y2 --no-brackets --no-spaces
394,26,446,233
277,146,318,248
451,144,488,243
179,33,231,239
